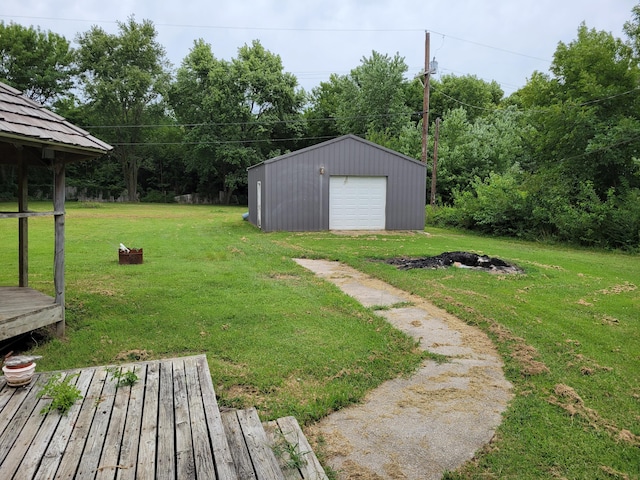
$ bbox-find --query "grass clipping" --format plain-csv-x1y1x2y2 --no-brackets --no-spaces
548,384,640,447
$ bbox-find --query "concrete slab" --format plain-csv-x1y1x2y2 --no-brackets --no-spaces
295,259,513,480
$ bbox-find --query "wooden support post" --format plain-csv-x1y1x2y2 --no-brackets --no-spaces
53,160,66,337
18,153,28,287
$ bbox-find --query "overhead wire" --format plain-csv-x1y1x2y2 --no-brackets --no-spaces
5,13,632,153
83,86,640,133
1,13,553,84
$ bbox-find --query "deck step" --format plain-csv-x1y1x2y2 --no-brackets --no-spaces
264,416,329,480
221,408,328,480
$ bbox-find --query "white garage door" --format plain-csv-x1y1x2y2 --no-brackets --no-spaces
329,176,387,230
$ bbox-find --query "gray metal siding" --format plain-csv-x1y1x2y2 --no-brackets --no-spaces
248,135,426,232
266,147,327,232
247,164,265,228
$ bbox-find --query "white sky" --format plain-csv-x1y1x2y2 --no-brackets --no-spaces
2,0,637,96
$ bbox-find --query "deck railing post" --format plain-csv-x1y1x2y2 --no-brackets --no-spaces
53,159,66,337
18,151,28,287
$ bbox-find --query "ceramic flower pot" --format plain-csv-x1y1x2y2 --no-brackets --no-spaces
2,362,36,387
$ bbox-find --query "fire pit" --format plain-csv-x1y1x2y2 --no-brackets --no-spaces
387,251,523,274
119,247,143,264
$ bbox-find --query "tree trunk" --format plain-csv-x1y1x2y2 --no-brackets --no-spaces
126,161,138,202
223,187,234,205
121,151,139,202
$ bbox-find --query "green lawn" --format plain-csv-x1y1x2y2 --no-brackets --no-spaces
1,202,638,479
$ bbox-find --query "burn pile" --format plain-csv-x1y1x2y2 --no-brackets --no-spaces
387,251,523,274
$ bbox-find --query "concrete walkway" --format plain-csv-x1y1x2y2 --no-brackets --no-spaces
294,259,513,480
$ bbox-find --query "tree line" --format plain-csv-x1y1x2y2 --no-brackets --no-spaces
1,6,640,250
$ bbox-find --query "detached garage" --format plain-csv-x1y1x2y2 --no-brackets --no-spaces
247,135,426,232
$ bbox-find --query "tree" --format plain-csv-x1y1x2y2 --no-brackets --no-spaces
303,74,344,144
232,40,305,157
514,23,640,199
170,39,304,203
76,16,171,202
0,21,75,105
335,51,412,137
429,74,503,124
436,106,524,203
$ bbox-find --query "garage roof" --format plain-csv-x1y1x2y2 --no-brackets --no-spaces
247,134,423,170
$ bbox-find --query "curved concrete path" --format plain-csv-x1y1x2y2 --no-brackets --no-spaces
294,259,513,480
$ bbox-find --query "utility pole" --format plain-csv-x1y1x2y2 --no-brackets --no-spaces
431,117,440,206
421,31,430,164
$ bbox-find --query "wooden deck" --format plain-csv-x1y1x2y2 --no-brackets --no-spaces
0,355,327,479
0,287,64,341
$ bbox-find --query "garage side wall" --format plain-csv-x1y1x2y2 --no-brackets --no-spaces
264,146,328,232
247,163,265,228
256,136,426,232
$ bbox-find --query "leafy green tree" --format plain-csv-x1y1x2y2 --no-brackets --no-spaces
170,39,304,203
75,16,171,202
303,74,344,144
514,23,640,199
233,40,305,156
137,105,190,202
402,76,427,125
436,15,640,249
0,21,75,104
429,74,503,124
367,121,422,160
436,106,524,203
335,51,412,137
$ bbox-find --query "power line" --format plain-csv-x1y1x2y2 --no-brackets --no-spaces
431,86,640,115
79,86,640,132
82,111,418,129
110,134,352,147
425,29,551,63
2,14,553,64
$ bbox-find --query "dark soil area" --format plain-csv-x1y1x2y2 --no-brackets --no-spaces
387,251,523,274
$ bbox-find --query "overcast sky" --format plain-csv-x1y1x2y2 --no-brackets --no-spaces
2,1,638,96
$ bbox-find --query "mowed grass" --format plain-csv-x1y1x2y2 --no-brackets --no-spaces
1,203,639,478
0,202,423,423
285,228,640,479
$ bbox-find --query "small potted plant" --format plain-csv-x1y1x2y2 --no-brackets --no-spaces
2,354,42,387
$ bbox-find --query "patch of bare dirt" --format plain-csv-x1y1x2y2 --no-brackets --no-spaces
601,315,620,326
114,349,150,362
341,460,385,479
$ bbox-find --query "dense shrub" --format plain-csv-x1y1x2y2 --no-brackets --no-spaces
431,167,531,236
141,189,176,203
428,173,640,251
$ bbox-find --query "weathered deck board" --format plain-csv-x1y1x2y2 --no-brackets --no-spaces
265,417,329,480
222,409,260,480
183,356,216,478
116,364,146,480
156,361,176,480
223,407,285,480
33,368,96,480
172,359,196,479
0,355,326,479
0,355,240,479
197,356,238,479
0,287,63,341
